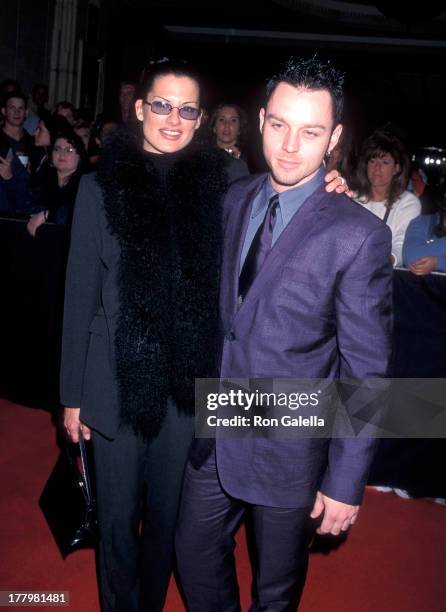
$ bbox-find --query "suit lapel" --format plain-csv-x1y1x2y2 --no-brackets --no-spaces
220,175,265,326
234,184,330,317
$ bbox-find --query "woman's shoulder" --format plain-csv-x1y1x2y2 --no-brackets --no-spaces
73,173,106,221
407,211,438,232
354,196,384,211
395,190,421,209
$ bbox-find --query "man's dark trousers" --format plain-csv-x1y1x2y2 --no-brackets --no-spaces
175,450,314,612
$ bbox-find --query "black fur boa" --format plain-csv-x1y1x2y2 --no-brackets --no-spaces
96,129,229,440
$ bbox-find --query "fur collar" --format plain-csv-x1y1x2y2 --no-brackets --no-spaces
96,129,229,440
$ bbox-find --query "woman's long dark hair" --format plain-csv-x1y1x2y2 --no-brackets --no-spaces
355,131,410,208
208,102,248,150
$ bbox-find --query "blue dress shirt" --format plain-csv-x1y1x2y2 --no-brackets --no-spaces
240,166,326,270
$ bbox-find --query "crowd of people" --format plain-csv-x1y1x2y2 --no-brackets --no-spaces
1,73,445,271
1,56,446,612
0,80,118,231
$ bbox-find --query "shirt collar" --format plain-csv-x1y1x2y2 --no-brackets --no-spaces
252,166,326,220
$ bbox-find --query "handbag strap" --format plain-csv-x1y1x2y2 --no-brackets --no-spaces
382,205,392,224
78,432,93,501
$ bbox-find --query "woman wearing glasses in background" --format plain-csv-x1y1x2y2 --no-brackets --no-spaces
26,129,86,236
61,58,348,612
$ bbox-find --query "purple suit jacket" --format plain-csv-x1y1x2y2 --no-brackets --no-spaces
215,173,393,508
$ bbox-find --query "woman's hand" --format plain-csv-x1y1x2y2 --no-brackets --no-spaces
225,144,241,159
64,407,92,443
26,211,47,237
324,169,354,198
409,256,438,276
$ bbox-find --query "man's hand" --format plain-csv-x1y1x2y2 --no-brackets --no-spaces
0,156,13,180
310,491,359,536
64,407,91,443
324,169,354,198
27,211,47,237
409,256,438,276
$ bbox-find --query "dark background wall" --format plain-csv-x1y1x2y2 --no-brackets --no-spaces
100,1,446,150
2,1,446,167
94,1,446,176
0,0,54,93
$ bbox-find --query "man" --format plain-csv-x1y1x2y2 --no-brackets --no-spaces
118,80,137,125
0,92,34,161
0,79,21,115
176,57,393,610
0,92,33,213
73,120,92,151
0,146,29,214
24,83,50,135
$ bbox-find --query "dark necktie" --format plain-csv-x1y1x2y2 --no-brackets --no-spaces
239,194,280,300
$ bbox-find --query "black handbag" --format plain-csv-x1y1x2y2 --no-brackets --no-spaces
39,432,98,558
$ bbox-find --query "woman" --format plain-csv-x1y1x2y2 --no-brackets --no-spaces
60,59,238,612
27,112,72,185
30,116,52,173
26,130,86,235
210,102,247,158
355,131,421,266
209,102,250,178
61,59,347,612
403,196,446,274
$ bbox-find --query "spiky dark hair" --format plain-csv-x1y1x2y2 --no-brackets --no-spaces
266,56,345,124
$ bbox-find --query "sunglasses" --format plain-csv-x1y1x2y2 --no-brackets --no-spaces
143,99,200,120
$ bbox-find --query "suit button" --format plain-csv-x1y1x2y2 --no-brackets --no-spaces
227,330,236,341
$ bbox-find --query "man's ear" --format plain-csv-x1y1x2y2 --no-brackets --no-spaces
259,108,265,134
134,99,144,122
328,123,342,156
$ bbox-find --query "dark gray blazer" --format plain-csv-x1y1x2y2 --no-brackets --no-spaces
60,158,249,440
215,174,393,508
60,174,121,439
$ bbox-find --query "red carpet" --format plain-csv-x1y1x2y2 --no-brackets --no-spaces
1,399,445,611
